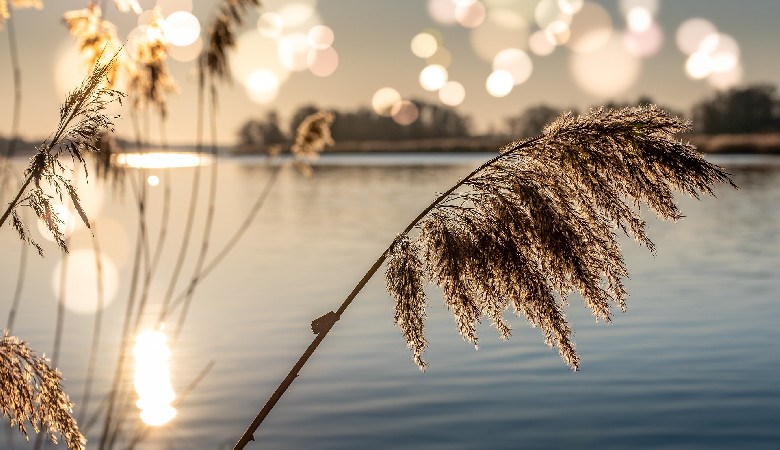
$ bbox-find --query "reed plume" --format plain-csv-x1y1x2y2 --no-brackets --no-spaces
0,52,123,254
0,332,85,449
200,0,261,83
63,3,127,89
0,0,42,28
235,105,735,449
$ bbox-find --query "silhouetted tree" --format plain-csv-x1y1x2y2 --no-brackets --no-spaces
692,84,780,134
237,111,288,146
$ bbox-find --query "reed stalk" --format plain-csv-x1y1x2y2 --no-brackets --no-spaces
234,106,736,449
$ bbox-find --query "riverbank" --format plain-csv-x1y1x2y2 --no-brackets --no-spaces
232,133,780,155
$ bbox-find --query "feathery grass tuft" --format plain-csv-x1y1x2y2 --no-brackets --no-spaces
386,105,734,370
1,331,86,449
0,52,124,253
200,0,261,83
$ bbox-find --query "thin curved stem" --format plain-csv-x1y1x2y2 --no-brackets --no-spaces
232,139,540,449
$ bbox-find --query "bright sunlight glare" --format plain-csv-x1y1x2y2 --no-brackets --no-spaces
115,152,211,169
134,330,177,427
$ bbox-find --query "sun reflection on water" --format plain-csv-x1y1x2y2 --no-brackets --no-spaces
115,152,212,169
133,330,177,427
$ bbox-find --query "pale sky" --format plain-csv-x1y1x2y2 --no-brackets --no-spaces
1,0,779,145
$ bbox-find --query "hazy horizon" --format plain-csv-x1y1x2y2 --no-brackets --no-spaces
1,0,780,145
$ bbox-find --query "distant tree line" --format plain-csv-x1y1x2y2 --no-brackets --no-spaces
237,99,471,147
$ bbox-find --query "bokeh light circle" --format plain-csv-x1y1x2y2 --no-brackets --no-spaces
278,33,311,71
470,9,529,62
486,70,514,97
570,35,641,97
427,47,452,68
492,48,532,85
167,36,203,62
439,81,466,106
307,47,338,77
258,12,284,38
428,0,457,25
529,30,556,56
420,64,449,91
676,18,718,55
455,1,486,28
308,25,334,49
565,1,612,53
246,69,280,103
391,100,420,125
53,250,119,314
411,32,439,58
623,22,663,57
162,11,200,46
372,87,402,116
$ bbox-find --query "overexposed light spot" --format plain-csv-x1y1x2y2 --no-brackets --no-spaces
676,18,717,55
55,43,85,102
258,12,284,38
535,0,571,29
246,69,280,103
308,25,334,49
427,47,452,68
686,51,712,79
115,153,211,168
623,22,663,57
411,32,439,58
134,330,176,426
529,30,556,56
53,250,119,314
438,80,466,106
278,2,315,28
570,35,640,96
391,100,419,125
147,175,160,186
470,9,529,62
167,36,203,62
163,11,200,46
545,21,570,46
492,48,532,85
307,47,338,77
420,64,448,91
486,70,514,97
278,33,311,71
619,0,658,17
230,31,291,90
372,87,402,116
427,0,457,25
558,0,583,15
38,205,78,242
455,0,486,28
566,1,612,53
626,7,652,33
702,33,740,72
708,63,742,90
156,0,193,17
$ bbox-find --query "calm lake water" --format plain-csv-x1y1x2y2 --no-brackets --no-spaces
1,153,778,449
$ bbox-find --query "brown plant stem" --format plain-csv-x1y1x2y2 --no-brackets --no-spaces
232,140,539,449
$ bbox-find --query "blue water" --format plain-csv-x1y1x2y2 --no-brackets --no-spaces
1,154,778,449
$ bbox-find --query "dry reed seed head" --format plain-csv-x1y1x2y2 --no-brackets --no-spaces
291,110,336,161
386,235,428,370
383,105,733,371
63,3,128,89
1,332,86,449
127,7,178,117
200,0,261,82
0,1,8,28
8,53,124,254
